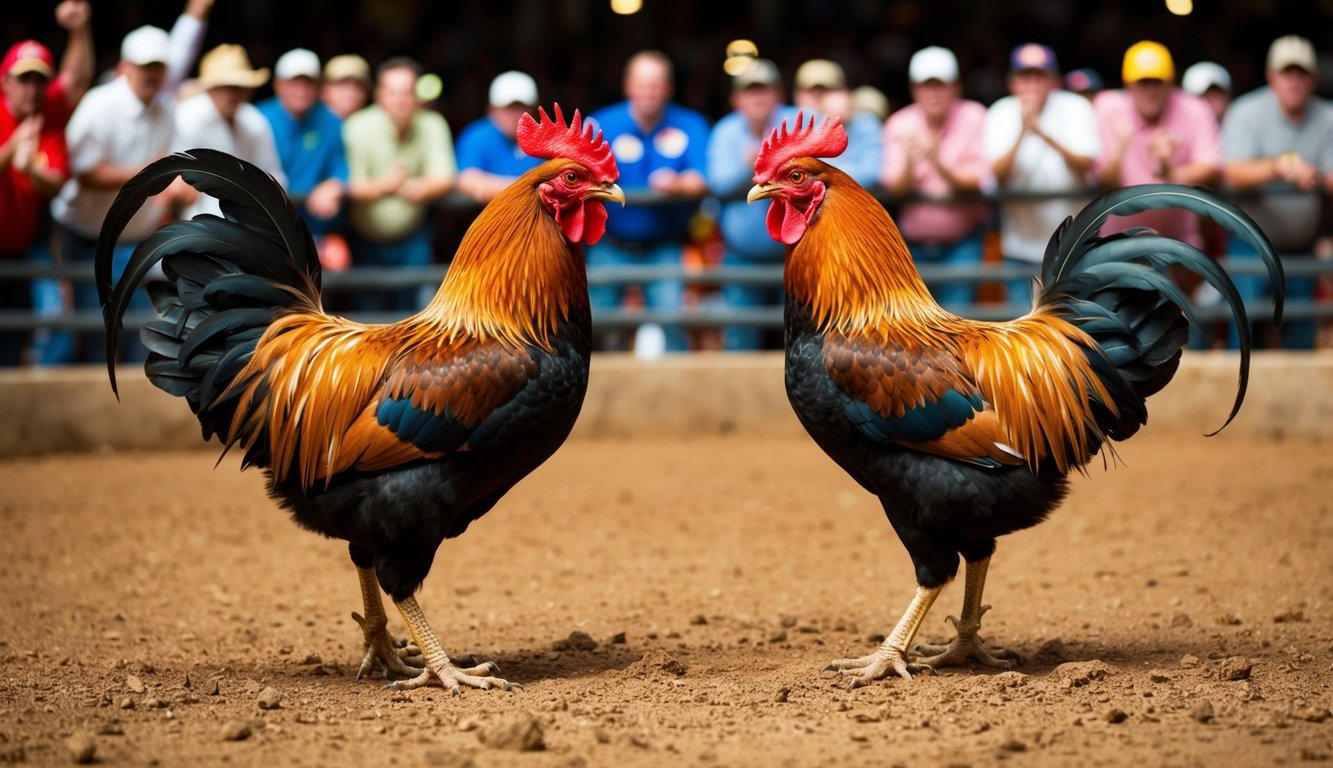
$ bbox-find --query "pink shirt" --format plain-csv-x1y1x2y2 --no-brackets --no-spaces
881,99,991,243
1093,89,1221,247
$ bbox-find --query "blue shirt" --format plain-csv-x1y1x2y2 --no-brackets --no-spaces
837,112,885,189
256,98,348,235
707,105,800,260
589,101,710,243
456,116,543,177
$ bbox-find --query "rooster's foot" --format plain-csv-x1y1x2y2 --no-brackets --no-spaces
822,648,937,688
385,659,522,695
909,610,1020,670
352,611,425,680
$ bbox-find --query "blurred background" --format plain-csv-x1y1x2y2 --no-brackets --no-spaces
7,0,1333,127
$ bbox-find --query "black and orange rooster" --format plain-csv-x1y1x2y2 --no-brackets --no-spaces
747,114,1283,686
97,105,623,694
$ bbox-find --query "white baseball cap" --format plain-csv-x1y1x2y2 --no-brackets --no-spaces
488,70,538,108
1181,61,1231,95
275,48,321,80
120,25,170,67
909,46,959,84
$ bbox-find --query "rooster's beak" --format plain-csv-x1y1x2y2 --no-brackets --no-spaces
747,182,777,204
588,183,626,207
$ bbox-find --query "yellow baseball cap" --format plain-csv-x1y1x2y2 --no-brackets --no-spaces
1122,40,1175,83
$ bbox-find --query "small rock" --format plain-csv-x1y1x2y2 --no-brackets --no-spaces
553,631,598,652
1104,708,1128,724
301,653,322,665
118,697,135,710
1180,654,1201,668
1053,660,1115,688
1169,612,1192,628
1273,609,1306,624
1218,657,1252,681
1148,671,1171,683
1190,701,1215,723
768,630,788,644
477,712,544,752
999,738,1027,752
257,686,281,710
774,687,790,703
66,734,96,764
690,615,708,626
220,720,252,742
97,722,124,736
611,632,627,644
206,679,221,696
1216,613,1243,626
624,649,686,678
125,674,146,694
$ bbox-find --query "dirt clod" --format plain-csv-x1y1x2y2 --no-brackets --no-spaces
1218,657,1253,681
219,720,252,742
477,713,544,752
1191,701,1216,723
257,686,282,710
553,631,598,652
125,674,146,694
65,733,96,764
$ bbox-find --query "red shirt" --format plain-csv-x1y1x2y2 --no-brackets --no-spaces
0,77,71,254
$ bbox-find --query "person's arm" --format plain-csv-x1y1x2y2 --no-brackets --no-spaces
54,0,93,106
1032,126,1096,177
165,0,212,93
397,112,454,203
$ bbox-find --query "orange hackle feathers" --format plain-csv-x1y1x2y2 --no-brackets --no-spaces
785,163,1118,474
517,104,617,181
754,110,848,182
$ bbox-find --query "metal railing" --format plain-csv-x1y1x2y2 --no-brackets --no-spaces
1,184,1325,336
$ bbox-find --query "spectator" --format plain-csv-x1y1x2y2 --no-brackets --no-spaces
1063,68,1103,102
52,2,211,363
173,44,284,221
984,43,1100,310
1093,41,1220,249
881,45,991,311
4,1,92,367
1182,61,1232,124
257,48,348,262
588,50,710,353
851,85,889,122
1,41,71,366
322,54,370,121
343,57,455,313
706,58,797,351
1222,35,1333,349
792,58,882,187
455,70,543,203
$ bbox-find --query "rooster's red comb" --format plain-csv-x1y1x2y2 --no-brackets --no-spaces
753,110,848,181
517,104,618,181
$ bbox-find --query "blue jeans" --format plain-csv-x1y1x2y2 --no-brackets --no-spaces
349,228,434,314
28,239,75,367
61,226,150,363
586,238,688,352
906,231,982,313
1227,237,1314,350
720,249,783,351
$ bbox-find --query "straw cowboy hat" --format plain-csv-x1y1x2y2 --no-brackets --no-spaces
197,44,269,89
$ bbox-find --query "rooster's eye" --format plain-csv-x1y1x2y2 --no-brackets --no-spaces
563,172,578,184
788,170,806,184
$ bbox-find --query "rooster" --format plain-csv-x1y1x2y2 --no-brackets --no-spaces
747,113,1283,686
97,105,623,694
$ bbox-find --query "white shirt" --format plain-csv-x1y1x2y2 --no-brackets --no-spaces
984,89,1101,262
52,13,207,242
172,92,285,220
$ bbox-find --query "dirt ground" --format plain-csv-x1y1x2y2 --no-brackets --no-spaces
1,434,1331,767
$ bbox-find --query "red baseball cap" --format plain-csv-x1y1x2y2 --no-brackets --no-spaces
2,40,55,79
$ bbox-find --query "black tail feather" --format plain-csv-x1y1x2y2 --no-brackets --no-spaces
98,149,320,396
97,150,320,447
1039,183,1283,440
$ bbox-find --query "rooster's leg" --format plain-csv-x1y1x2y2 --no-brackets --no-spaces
352,567,425,680
386,596,520,694
823,585,942,687
909,556,1020,670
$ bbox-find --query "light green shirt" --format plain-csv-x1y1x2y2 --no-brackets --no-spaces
343,105,456,243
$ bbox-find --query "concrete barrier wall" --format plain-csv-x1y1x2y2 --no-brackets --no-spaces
1,351,1329,458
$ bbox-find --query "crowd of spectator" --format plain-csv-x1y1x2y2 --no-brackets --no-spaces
3,2,1331,366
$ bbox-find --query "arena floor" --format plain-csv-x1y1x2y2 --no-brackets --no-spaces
1,434,1330,766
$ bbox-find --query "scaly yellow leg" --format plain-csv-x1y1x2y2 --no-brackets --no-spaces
387,595,520,694
910,556,1021,670
351,567,424,680
823,585,942,688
